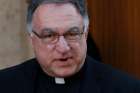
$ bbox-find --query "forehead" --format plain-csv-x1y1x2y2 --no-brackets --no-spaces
32,3,83,31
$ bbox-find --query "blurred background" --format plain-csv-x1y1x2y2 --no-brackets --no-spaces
0,0,140,79
0,0,33,69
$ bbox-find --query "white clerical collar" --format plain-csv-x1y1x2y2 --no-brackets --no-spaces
55,77,65,84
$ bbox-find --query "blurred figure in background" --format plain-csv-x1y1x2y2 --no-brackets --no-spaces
87,34,102,61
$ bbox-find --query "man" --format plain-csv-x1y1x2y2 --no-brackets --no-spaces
0,0,140,93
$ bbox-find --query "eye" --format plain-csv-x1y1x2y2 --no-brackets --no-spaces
39,28,56,38
67,27,81,35
41,33,56,38
64,27,82,41
68,31,79,36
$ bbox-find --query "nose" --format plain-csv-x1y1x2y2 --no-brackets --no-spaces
55,36,70,53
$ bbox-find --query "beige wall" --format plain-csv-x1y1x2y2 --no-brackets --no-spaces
0,0,34,69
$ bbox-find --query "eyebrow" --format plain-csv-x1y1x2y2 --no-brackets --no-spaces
40,26,81,34
67,27,80,32
41,28,54,33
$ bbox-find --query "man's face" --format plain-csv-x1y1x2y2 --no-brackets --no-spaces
31,3,88,77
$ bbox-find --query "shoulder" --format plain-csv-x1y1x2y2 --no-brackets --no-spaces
0,58,40,92
0,58,37,75
86,56,138,81
0,58,39,84
86,56,140,92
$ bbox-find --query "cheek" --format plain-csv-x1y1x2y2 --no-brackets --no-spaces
71,40,87,57
31,38,54,60
37,45,54,58
34,44,55,69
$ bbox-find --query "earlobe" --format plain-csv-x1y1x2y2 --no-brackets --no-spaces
28,34,36,49
29,33,33,37
83,25,89,40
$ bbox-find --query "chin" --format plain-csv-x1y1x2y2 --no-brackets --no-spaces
54,68,77,78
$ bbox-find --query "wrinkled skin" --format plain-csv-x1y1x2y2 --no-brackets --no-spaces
31,3,88,78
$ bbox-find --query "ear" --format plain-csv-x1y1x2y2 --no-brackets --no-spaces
27,33,34,46
85,31,88,40
84,27,89,40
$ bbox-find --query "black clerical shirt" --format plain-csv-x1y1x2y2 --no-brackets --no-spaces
35,66,84,93
0,56,139,93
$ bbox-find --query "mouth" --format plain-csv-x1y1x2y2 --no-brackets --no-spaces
54,57,72,63
58,57,72,62
59,58,68,61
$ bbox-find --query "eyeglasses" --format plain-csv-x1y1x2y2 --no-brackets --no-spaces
32,27,84,44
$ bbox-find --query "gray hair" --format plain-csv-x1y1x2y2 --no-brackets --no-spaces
27,0,89,33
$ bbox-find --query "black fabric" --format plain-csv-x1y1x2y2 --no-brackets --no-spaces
87,34,102,61
0,56,140,93
35,64,83,93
